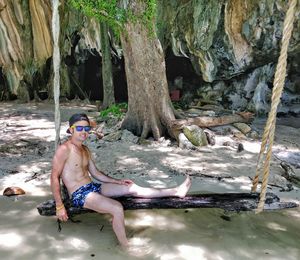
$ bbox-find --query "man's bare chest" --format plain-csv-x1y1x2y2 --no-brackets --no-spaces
66,146,89,170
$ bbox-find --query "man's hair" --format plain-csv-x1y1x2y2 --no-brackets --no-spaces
66,113,90,133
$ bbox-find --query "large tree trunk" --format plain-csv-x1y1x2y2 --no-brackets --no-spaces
120,2,175,140
100,21,115,109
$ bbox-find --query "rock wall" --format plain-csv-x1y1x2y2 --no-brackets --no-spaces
158,0,300,81
0,0,102,100
157,0,300,114
0,0,299,115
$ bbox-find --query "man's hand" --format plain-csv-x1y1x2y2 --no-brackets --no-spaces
56,205,68,222
116,179,133,186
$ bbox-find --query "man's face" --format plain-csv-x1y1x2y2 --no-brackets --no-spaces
70,120,91,141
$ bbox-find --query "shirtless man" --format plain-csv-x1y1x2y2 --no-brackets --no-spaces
51,113,191,247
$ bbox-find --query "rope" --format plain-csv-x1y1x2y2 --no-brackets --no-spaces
52,0,61,150
251,0,297,213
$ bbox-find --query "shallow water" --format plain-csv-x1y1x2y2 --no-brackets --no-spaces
0,195,299,260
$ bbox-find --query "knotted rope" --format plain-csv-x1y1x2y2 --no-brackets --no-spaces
251,0,297,213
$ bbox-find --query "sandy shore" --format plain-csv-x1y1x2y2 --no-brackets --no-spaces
0,101,300,260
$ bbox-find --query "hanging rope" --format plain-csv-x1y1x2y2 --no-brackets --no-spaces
251,0,297,213
52,0,61,150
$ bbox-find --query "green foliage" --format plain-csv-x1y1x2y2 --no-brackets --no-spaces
100,103,128,119
69,0,125,32
141,0,156,33
68,0,157,34
172,101,182,110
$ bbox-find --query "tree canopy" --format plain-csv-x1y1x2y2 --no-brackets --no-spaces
69,0,157,33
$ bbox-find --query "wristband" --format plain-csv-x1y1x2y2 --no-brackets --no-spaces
56,204,65,211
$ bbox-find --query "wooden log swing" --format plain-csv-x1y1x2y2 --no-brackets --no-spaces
37,192,298,217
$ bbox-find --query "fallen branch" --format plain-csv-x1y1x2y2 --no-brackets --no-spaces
37,192,298,216
171,112,254,131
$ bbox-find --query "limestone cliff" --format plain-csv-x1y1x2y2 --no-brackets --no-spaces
157,0,300,114
157,0,300,82
0,0,101,99
0,0,299,115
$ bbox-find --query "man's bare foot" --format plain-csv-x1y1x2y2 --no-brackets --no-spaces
120,240,129,248
175,175,191,198
120,237,151,257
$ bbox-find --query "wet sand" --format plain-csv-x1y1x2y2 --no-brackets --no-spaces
0,101,300,260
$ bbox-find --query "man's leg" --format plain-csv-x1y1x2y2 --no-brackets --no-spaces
101,175,191,198
83,192,128,247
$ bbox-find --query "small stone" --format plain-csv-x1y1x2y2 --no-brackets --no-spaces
237,143,244,153
233,123,252,134
247,130,260,139
102,130,122,142
121,130,139,143
178,133,195,150
220,214,231,221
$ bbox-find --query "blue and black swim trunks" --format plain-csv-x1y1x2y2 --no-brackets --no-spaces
71,182,102,208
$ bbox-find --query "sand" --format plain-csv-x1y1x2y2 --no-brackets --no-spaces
0,101,300,260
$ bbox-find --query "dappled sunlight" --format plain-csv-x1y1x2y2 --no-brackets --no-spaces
0,102,299,259
101,138,261,187
162,155,205,172
176,245,223,260
241,140,262,153
1,174,50,196
272,148,300,168
1,209,25,218
126,211,186,231
3,118,56,142
0,155,52,196
129,145,149,152
221,176,253,192
157,245,210,260
282,208,300,218
231,152,256,160
210,162,230,170
62,237,90,251
147,179,169,188
0,102,16,113
215,182,237,191
267,222,287,231
155,146,174,153
19,161,50,172
26,207,46,219
0,232,23,248
55,257,85,260
117,156,147,170
273,147,300,154
147,167,169,179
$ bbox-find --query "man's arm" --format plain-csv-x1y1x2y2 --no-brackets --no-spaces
50,144,69,221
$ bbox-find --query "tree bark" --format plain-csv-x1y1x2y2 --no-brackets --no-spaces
36,192,298,216
100,21,115,109
120,2,175,139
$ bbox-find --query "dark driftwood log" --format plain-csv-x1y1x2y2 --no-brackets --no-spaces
171,112,254,131
37,192,298,216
